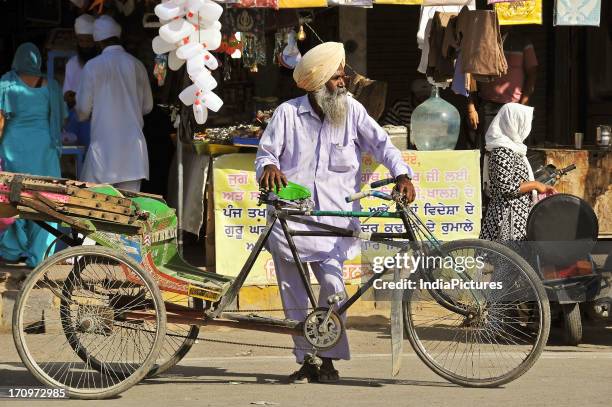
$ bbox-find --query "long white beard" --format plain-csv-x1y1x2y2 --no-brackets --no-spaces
313,87,348,127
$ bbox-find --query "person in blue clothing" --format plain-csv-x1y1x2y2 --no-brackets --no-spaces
0,42,66,267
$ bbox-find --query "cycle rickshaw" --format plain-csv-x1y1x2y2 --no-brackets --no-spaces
1,171,550,399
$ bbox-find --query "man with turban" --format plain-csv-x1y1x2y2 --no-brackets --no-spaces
255,42,415,383
64,14,96,150
76,15,152,191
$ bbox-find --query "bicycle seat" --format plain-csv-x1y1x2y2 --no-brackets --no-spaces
258,181,313,209
275,181,312,201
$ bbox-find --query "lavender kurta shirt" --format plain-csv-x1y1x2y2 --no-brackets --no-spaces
255,95,413,263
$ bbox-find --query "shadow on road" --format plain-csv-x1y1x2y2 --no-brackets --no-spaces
141,364,459,389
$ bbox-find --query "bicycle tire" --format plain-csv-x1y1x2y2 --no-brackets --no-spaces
561,303,582,346
145,298,203,378
13,246,167,399
403,239,550,387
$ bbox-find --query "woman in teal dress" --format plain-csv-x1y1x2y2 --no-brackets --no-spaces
0,43,66,267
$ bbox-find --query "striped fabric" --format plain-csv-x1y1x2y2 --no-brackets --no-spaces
379,98,415,127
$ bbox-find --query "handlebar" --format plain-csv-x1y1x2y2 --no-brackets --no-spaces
559,164,576,175
537,163,577,186
370,177,395,189
344,177,396,203
345,190,393,203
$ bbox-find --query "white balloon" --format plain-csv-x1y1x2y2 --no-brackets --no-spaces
176,42,204,60
154,3,184,20
191,69,217,92
200,91,223,112
186,55,205,76
189,29,222,51
168,50,185,71
159,18,196,44
152,36,176,55
178,83,198,106
186,0,205,13
202,50,218,70
186,2,222,23
193,102,208,124
161,0,223,117
201,20,222,31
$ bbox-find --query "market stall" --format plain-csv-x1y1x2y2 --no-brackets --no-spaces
1,0,609,273
531,147,612,237
154,0,611,271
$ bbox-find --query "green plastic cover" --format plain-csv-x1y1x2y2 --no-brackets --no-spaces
275,181,311,201
88,185,174,220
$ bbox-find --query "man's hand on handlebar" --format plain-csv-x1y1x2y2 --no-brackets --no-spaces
394,174,416,203
259,164,287,191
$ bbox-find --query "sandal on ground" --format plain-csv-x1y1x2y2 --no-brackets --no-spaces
318,366,339,383
288,362,319,384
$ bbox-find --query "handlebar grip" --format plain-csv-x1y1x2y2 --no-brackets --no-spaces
370,177,395,189
371,191,393,201
345,191,370,203
563,164,577,173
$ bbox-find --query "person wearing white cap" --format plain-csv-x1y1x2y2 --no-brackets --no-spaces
255,42,416,383
63,13,96,150
76,15,153,192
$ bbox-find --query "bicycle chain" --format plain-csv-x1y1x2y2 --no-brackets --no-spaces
178,307,317,351
165,330,313,351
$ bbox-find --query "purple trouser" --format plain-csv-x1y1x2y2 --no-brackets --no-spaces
271,252,351,363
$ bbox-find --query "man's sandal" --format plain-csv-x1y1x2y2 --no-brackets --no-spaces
288,362,319,384
318,366,339,383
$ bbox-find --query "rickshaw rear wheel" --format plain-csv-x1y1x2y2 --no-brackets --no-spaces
561,303,582,346
13,246,166,399
61,243,202,379
145,298,203,378
59,253,199,380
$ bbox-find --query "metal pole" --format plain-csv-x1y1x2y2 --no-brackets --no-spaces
177,114,184,256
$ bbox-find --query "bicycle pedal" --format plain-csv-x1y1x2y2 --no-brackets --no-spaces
327,291,347,306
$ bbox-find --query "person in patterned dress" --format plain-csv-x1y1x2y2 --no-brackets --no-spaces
480,103,555,242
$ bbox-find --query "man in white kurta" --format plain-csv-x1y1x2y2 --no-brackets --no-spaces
255,42,415,383
64,14,96,99
64,14,95,149
76,15,153,191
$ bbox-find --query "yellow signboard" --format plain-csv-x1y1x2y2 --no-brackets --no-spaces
214,150,481,285
495,0,542,25
373,0,422,4
278,0,329,8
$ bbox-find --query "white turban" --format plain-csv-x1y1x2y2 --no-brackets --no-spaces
293,42,345,92
75,14,95,35
93,15,122,42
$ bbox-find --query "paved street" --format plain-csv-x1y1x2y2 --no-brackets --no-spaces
1,323,611,407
